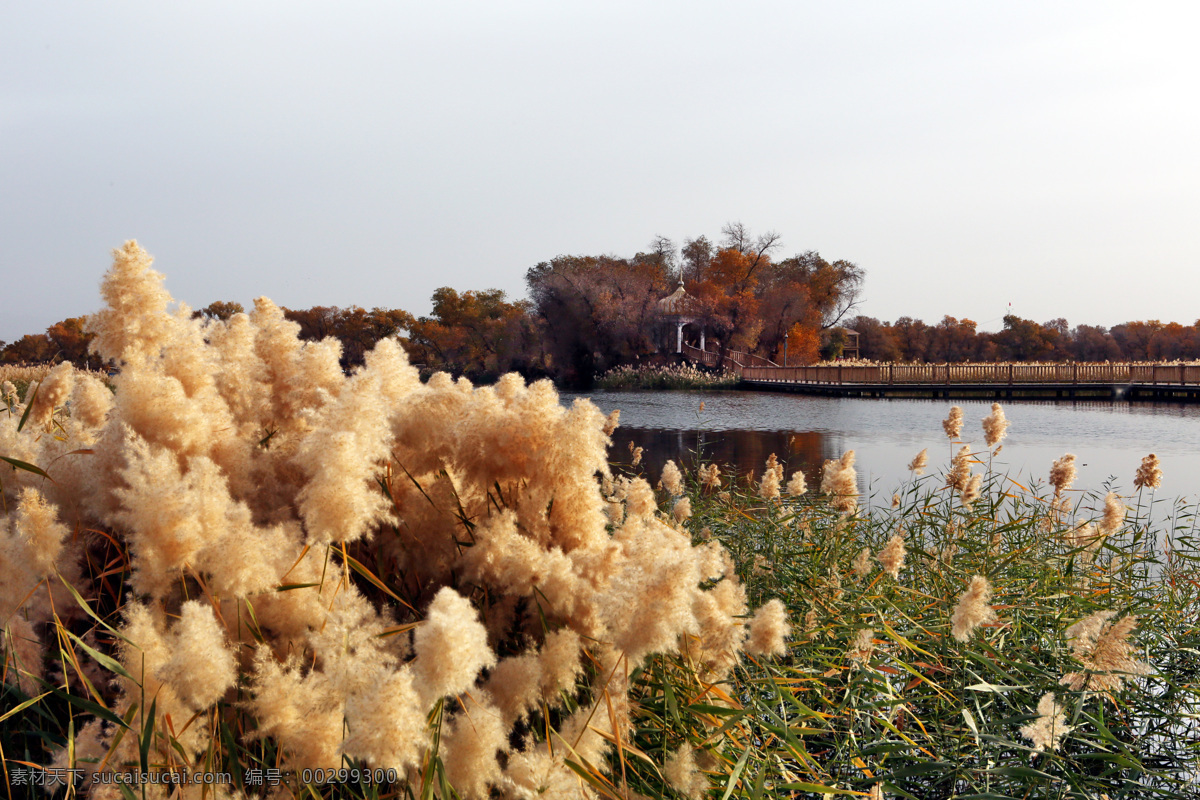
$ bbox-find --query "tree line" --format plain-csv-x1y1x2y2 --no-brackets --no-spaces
5,225,865,387
846,314,1200,363
7,226,1194,384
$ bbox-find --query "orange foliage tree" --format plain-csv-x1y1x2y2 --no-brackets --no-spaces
406,288,540,381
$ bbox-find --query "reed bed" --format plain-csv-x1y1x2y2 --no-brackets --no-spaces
613,413,1200,798
0,364,112,407
597,363,740,390
0,364,55,401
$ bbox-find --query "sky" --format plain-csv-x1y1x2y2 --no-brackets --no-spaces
3,1,1199,345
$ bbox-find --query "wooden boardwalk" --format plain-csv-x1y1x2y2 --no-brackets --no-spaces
682,350,1200,400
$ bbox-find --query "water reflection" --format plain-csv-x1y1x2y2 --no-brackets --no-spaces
566,390,1200,498
607,428,838,491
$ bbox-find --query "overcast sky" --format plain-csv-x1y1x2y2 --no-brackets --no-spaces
3,1,1198,344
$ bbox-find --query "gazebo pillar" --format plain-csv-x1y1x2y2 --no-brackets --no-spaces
700,327,705,351
676,321,684,353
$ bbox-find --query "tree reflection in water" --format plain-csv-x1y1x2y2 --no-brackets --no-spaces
607,427,846,492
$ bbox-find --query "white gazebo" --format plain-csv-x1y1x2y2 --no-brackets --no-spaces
657,282,704,353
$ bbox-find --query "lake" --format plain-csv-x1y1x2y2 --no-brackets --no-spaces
560,389,1200,503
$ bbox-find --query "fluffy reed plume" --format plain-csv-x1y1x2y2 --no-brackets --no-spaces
2,616,43,695
942,406,964,439
664,744,709,799
1049,454,1077,497
852,547,873,578
758,467,781,500
0,488,73,693
1064,521,1100,553
959,474,983,508
847,628,876,663
946,446,972,492
2,379,18,406
661,459,684,496
1098,491,1125,537
930,542,957,568
891,493,901,509
698,462,721,489
819,566,845,604
629,441,643,466
981,402,1010,448
673,496,692,522
950,575,997,642
602,409,620,435
820,450,858,514
746,598,790,656
1047,493,1072,529
1134,453,1163,490
878,533,906,579
787,470,807,496
868,784,885,800
802,607,820,637
1019,693,1072,754
1060,611,1151,693
765,452,784,480
907,448,928,475
2,241,789,795
25,361,75,429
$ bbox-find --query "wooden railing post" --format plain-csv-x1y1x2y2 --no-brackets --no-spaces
1073,363,1078,384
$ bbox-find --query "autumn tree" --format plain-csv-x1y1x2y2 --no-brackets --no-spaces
754,251,865,363
406,288,538,381
994,315,1062,361
927,316,982,362
195,301,245,321
283,305,414,370
645,235,678,274
1069,324,1122,361
526,254,672,386
1,334,53,364
47,317,99,368
892,317,931,362
848,315,900,361
1111,320,1165,361
680,236,713,283
690,247,765,356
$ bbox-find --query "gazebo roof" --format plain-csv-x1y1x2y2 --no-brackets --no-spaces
658,282,700,315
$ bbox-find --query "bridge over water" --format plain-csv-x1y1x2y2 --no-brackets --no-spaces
681,346,1200,401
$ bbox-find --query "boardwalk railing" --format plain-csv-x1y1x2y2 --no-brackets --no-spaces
738,363,1200,385
682,344,778,371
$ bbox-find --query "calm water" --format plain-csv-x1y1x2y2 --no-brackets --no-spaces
561,390,1200,501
